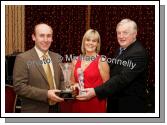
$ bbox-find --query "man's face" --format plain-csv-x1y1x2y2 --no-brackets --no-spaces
116,23,137,48
32,24,53,53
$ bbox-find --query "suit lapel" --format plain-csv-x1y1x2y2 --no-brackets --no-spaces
30,48,49,84
110,49,121,68
113,41,138,62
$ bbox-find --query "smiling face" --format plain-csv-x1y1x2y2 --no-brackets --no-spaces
116,21,137,48
32,24,53,53
81,29,101,55
84,36,98,54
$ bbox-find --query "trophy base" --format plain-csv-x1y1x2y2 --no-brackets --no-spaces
58,90,75,100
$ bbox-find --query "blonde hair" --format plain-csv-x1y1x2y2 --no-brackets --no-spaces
81,29,101,55
116,18,137,33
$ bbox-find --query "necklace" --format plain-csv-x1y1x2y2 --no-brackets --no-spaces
84,60,90,66
83,53,97,66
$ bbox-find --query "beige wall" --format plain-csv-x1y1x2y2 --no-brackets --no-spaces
5,5,25,55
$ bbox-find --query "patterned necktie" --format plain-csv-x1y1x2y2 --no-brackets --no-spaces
43,54,56,105
119,47,125,55
42,54,55,89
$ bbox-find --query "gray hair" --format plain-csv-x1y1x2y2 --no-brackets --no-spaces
116,18,137,32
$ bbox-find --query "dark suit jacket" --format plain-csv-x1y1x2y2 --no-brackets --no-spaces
95,40,148,113
13,48,64,113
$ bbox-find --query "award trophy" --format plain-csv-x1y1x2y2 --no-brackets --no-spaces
59,63,74,99
77,68,86,95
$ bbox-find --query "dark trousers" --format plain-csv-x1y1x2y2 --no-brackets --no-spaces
107,97,145,113
48,103,59,113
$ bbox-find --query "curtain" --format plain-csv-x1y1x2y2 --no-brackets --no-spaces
5,5,25,55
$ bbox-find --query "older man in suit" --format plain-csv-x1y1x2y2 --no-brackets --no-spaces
77,18,148,113
13,23,64,113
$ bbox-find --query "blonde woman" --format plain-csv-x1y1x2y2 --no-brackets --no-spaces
70,29,110,113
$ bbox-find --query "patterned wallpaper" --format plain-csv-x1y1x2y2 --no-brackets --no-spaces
90,5,155,86
25,5,87,55
25,5,155,86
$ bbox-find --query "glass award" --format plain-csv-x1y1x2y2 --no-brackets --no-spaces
59,63,74,99
77,68,86,95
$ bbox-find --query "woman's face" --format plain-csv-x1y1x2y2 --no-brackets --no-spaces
84,37,98,54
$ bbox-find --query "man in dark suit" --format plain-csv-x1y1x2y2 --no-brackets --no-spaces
77,18,148,113
13,23,64,113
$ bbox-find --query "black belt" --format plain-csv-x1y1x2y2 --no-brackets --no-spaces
49,104,59,113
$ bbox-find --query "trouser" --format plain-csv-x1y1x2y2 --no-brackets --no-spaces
48,103,59,113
